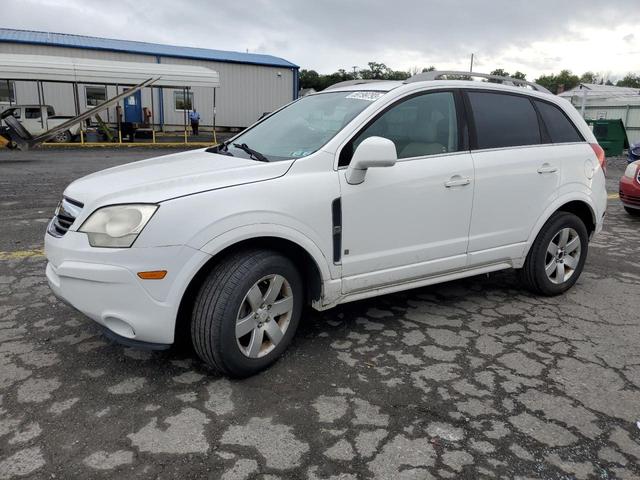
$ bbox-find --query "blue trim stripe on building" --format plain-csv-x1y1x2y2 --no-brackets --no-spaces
0,28,299,70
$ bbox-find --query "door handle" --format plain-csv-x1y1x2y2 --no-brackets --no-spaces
537,163,558,174
444,176,471,188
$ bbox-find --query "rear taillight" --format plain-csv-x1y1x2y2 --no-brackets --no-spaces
590,143,606,175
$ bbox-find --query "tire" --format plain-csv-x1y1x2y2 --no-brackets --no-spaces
191,249,303,378
52,130,72,143
624,206,640,217
518,212,588,296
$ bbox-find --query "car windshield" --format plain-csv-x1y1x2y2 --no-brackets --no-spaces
220,90,385,161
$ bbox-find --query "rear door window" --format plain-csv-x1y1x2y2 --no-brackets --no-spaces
25,107,42,119
534,100,583,143
468,91,541,149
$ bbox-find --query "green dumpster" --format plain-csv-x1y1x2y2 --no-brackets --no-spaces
586,119,629,157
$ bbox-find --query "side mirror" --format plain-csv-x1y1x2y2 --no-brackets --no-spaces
345,136,397,185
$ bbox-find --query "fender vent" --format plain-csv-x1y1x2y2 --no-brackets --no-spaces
331,198,342,264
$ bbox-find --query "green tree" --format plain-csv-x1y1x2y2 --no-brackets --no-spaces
534,70,580,94
299,69,321,90
489,68,510,83
580,71,598,84
360,62,390,80
422,66,436,72
300,61,411,90
617,73,640,88
512,71,527,80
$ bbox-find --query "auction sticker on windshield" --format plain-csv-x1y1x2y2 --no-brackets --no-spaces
345,91,384,101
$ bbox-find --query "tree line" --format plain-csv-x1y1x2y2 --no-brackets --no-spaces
300,62,640,94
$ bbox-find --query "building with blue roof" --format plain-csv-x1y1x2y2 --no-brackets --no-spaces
0,28,299,128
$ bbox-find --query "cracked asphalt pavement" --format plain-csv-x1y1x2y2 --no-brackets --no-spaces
1,148,639,479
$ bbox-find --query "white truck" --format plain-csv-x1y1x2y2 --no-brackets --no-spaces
1,105,81,142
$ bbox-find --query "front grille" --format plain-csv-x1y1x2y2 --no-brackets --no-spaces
620,190,640,206
47,197,83,237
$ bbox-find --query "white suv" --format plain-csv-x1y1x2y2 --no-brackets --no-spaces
45,72,607,377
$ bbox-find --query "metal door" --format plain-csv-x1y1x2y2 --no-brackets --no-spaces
124,90,142,123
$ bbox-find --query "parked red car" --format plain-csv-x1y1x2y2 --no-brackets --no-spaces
620,160,640,216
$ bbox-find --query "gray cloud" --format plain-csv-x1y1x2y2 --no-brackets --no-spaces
2,0,640,78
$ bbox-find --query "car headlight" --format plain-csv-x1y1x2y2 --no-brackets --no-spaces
78,204,158,247
624,162,639,179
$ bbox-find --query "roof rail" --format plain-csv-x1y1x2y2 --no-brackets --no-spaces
405,71,551,94
324,79,388,91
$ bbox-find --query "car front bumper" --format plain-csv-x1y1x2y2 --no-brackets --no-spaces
620,175,640,210
45,230,211,346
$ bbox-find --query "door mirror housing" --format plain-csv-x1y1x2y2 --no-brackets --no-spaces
345,136,397,185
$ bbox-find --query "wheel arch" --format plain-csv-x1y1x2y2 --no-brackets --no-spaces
556,200,596,236
523,195,597,265
175,233,328,344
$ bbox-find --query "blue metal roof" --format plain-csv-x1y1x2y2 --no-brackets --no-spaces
0,28,298,69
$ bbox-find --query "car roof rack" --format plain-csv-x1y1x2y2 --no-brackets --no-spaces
324,79,389,91
405,71,551,94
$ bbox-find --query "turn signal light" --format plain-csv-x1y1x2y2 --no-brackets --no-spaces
137,270,167,280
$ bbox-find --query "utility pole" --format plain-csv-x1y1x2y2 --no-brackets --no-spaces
469,53,474,73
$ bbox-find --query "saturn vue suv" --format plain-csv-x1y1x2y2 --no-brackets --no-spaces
45,71,607,377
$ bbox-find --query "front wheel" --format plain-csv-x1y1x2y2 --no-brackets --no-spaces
624,206,640,217
191,249,303,378
518,212,588,296
52,130,72,143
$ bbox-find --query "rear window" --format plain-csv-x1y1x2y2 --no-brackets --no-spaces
534,100,582,143
468,91,540,149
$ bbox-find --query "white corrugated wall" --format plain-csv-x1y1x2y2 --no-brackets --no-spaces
0,42,295,128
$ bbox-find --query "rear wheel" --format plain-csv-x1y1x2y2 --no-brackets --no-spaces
191,249,303,377
518,212,588,296
624,206,640,217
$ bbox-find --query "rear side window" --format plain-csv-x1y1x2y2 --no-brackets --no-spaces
25,108,41,119
534,100,583,143
468,91,540,149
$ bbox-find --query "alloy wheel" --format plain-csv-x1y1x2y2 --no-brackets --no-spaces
235,274,294,358
545,227,581,284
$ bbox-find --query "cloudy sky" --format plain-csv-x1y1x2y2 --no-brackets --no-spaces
3,0,640,80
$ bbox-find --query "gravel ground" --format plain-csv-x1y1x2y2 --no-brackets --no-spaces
0,148,639,479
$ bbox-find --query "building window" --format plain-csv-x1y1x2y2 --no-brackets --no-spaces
86,86,107,107
174,90,193,111
0,81,16,103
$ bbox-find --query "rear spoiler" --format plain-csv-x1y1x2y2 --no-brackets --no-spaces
0,77,158,150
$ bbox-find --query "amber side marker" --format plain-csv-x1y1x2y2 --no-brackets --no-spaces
137,270,167,280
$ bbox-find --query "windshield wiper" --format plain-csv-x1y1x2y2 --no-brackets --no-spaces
233,143,269,162
205,141,234,156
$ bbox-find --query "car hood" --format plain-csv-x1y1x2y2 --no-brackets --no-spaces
64,148,293,211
